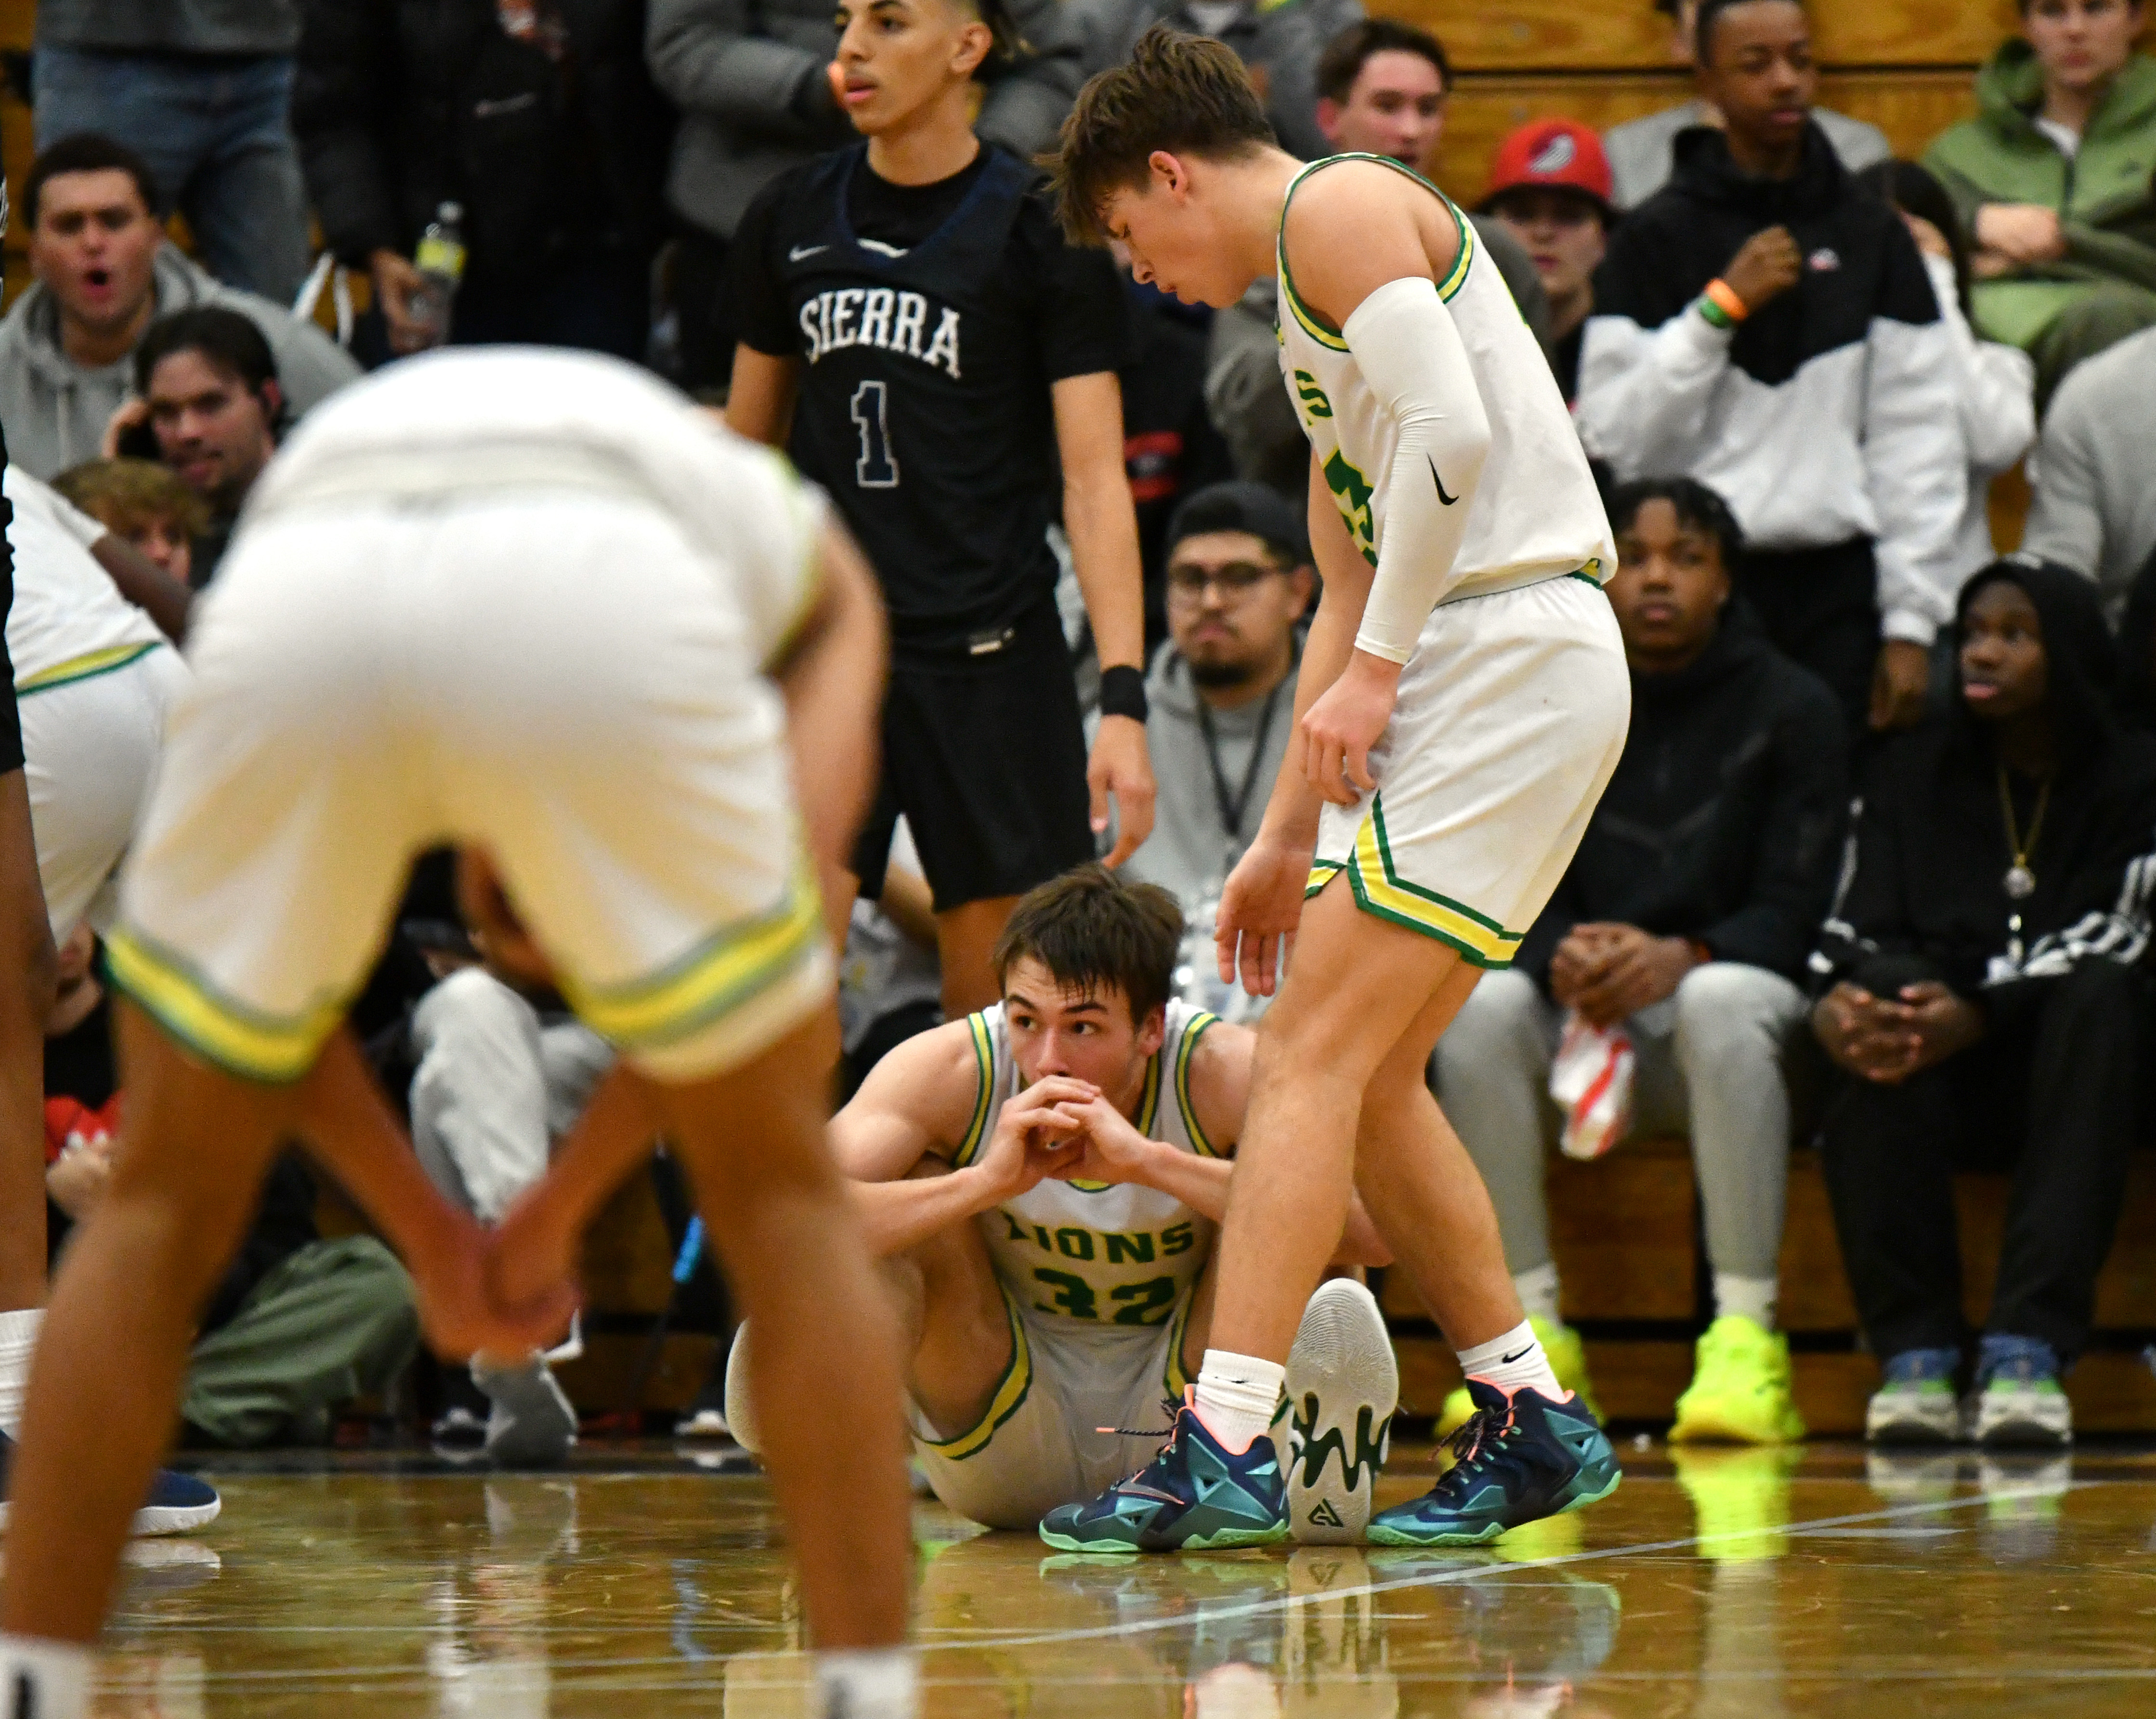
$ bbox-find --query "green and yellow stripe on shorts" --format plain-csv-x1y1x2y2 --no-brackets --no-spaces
17,640,163,697
105,924,352,1086
1305,796,1524,969
920,1286,1034,1461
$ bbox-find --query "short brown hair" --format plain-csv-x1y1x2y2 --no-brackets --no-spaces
1316,18,1451,105
992,864,1184,1024
1042,26,1275,247
52,457,208,541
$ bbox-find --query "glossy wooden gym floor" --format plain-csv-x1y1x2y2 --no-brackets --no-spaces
51,1442,2156,1716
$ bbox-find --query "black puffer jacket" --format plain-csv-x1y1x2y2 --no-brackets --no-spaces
1518,602,1849,987
1814,558,2156,1031
294,0,673,286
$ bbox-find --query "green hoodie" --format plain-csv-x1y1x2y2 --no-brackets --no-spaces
1923,37,2156,348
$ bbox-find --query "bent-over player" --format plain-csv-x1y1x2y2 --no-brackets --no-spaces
0,349,920,1719
1040,29,1631,1549
728,865,1400,1546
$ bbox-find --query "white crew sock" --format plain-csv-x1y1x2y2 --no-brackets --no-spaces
0,1635,92,1719
1192,1350,1287,1455
1457,1319,1566,1403
1512,1263,1562,1327
1713,1273,1779,1332
0,1308,44,1437
813,1647,919,1719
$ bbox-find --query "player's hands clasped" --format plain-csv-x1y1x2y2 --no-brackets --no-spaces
1298,649,1399,807
977,1076,1094,1199
1046,1088,1160,1187
412,1208,581,1363
1215,831,1315,997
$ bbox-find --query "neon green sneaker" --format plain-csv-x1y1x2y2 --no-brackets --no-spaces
1437,1318,1599,1438
1669,1316,1806,1445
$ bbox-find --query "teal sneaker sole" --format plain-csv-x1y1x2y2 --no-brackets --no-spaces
1038,1520,1290,1554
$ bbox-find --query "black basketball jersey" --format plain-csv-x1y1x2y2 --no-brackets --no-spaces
739,145,1104,650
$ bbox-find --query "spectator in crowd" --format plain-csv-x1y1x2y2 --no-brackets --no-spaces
32,1,313,307
1437,479,1845,1446
2021,323,2156,614
44,925,419,1449
1116,277,1238,648
1204,17,1552,498
295,0,673,363
1857,161,2038,602
1813,556,2156,1448
51,457,208,589
108,309,285,587
1603,0,1889,212
1075,0,1361,163
1108,482,1311,917
1482,120,1617,406
1923,0,2156,409
1578,0,1964,739
649,0,1081,390
0,134,359,480
2115,543,2156,727
723,0,1153,1019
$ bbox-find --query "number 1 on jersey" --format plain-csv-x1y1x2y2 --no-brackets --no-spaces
850,380,900,489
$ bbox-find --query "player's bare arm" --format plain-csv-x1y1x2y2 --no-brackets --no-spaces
724,346,803,446
1281,162,1490,802
1051,370,1157,866
834,1018,1088,1256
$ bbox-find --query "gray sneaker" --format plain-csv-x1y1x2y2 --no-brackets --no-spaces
1968,1338,2072,1448
1865,1348,1962,1444
474,1356,578,1467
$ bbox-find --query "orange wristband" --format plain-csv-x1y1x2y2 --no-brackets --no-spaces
1704,278,1750,323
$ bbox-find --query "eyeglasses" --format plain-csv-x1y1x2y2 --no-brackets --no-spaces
1165,561,1283,601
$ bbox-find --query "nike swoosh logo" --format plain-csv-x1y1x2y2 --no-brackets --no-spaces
1430,458,1459,506
787,244,827,262
1500,1346,1532,1364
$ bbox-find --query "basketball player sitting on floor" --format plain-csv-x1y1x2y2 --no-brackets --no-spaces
725,866,1401,1542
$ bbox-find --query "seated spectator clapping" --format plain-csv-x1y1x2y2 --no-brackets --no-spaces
1923,0,2156,408
1437,479,1846,1445
0,134,358,479
1813,556,2156,1450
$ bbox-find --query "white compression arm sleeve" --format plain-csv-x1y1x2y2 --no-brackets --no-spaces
1341,276,1492,663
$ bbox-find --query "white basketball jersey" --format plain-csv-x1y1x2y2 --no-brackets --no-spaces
952,1001,1221,1337
1275,155,1616,615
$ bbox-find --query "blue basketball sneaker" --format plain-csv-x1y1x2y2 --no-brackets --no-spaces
1039,1393,1290,1553
1367,1380,1620,1547
0,1429,222,1535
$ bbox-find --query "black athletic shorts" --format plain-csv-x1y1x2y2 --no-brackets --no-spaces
0,447,21,777
850,597,1096,912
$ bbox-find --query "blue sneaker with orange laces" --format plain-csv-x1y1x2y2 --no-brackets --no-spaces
1367,1379,1619,1547
1039,1392,1289,1553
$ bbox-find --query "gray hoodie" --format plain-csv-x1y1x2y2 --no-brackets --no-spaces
36,1,298,54
0,244,361,479
1095,645,1301,910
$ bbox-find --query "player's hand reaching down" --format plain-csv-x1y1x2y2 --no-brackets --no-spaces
1091,714,1158,866
1215,831,1315,997
1299,650,1400,806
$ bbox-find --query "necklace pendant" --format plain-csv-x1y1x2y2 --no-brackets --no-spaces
2005,864,2036,900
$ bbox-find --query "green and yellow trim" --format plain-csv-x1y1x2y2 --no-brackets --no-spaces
17,640,162,697
1305,858,1349,900
105,923,348,1086
1343,796,1522,968
952,1011,997,1169
1277,153,1477,353
1162,1286,1200,1399
566,864,824,1051
1173,1012,1222,1158
920,1288,1033,1461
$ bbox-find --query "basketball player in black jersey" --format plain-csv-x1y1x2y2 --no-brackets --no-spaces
725,0,1156,1018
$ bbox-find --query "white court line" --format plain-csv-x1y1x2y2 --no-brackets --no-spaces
925,1480,2102,1654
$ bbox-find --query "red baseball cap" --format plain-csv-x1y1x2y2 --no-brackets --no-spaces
1479,119,1615,216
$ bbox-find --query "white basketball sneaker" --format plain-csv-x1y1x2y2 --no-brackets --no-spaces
1284,1277,1398,1544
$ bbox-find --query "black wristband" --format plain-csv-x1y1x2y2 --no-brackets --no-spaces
1098,665,1149,723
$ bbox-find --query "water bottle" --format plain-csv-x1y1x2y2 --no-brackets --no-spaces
409,201,467,347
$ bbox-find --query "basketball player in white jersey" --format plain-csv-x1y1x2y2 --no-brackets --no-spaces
0,348,920,1719
723,864,1400,1545
1040,28,1630,1549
